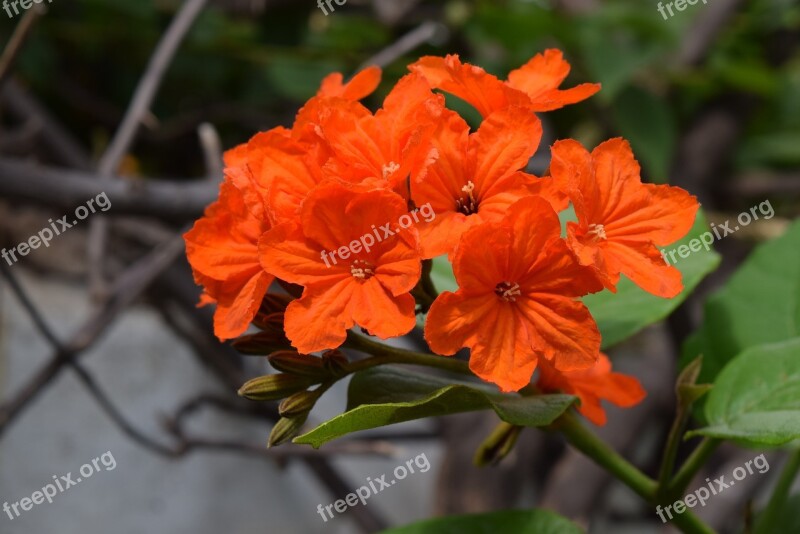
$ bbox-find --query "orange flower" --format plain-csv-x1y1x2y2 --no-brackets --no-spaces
537,353,646,426
184,172,273,341
259,182,421,354
424,196,603,392
410,106,568,258
264,67,385,224
319,73,444,193
550,138,699,298
409,50,600,118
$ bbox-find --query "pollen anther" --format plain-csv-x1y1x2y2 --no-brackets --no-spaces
495,281,521,302
382,162,401,179
456,180,478,215
351,260,376,281
587,223,607,241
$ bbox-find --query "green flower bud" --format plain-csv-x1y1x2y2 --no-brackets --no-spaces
238,374,315,401
268,414,308,447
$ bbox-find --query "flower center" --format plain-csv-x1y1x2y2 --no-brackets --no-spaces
351,260,376,281
494,281,521,302
382,161,400,179
455,181,478,215
587,223,607,241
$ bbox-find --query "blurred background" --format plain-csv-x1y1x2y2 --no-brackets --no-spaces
0,0,798,532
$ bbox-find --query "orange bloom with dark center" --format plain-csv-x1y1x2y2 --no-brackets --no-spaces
319,73,444,193
550,138,699,298
411,106,568,258
537,353,646,426
409,50,600,118
260,182,421,354
424,196,603,392
184,171,273,341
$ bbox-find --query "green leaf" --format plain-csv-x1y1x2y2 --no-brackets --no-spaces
585,210,721,349
611,86,677,183
687,338,800,447
293,367,575,448
380,509,584,534
681,220,800,384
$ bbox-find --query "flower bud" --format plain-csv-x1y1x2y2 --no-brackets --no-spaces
232,329,290,356
259,293,293,315
279,388,325,417
322,349,349,378
238,374,315,401
473,423,522,467
268,351,328,379
268,414,308,447
252,311,287,333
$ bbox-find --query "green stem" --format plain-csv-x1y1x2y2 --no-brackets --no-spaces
658,405,692,496
343,332,471,376
669,508,717,534
667,438,722,498
754,449,800,534
553,412,716,534
553,412,657,500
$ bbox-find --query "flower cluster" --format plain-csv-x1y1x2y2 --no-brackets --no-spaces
185,50,698,424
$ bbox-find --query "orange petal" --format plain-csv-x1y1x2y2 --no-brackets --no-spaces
604,182,699,246
317,66,381,100
603,240,684,298
284,278,357,353
470,107,543,198
506,49,600,111
259,222,349,287
451,222,512,295
550,138,596,222
522,173,570,213
537,353,646,426
467,303,538,392
212,270,272,341
350,281,417,339
516,294,600,371
409,55,530,118
424,291,500,355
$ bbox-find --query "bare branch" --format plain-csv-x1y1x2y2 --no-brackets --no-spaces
0,3,47,87
1,80,93,169
0,157,217,220
359,21,446,70
0,232,186,435
89,0,209,296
